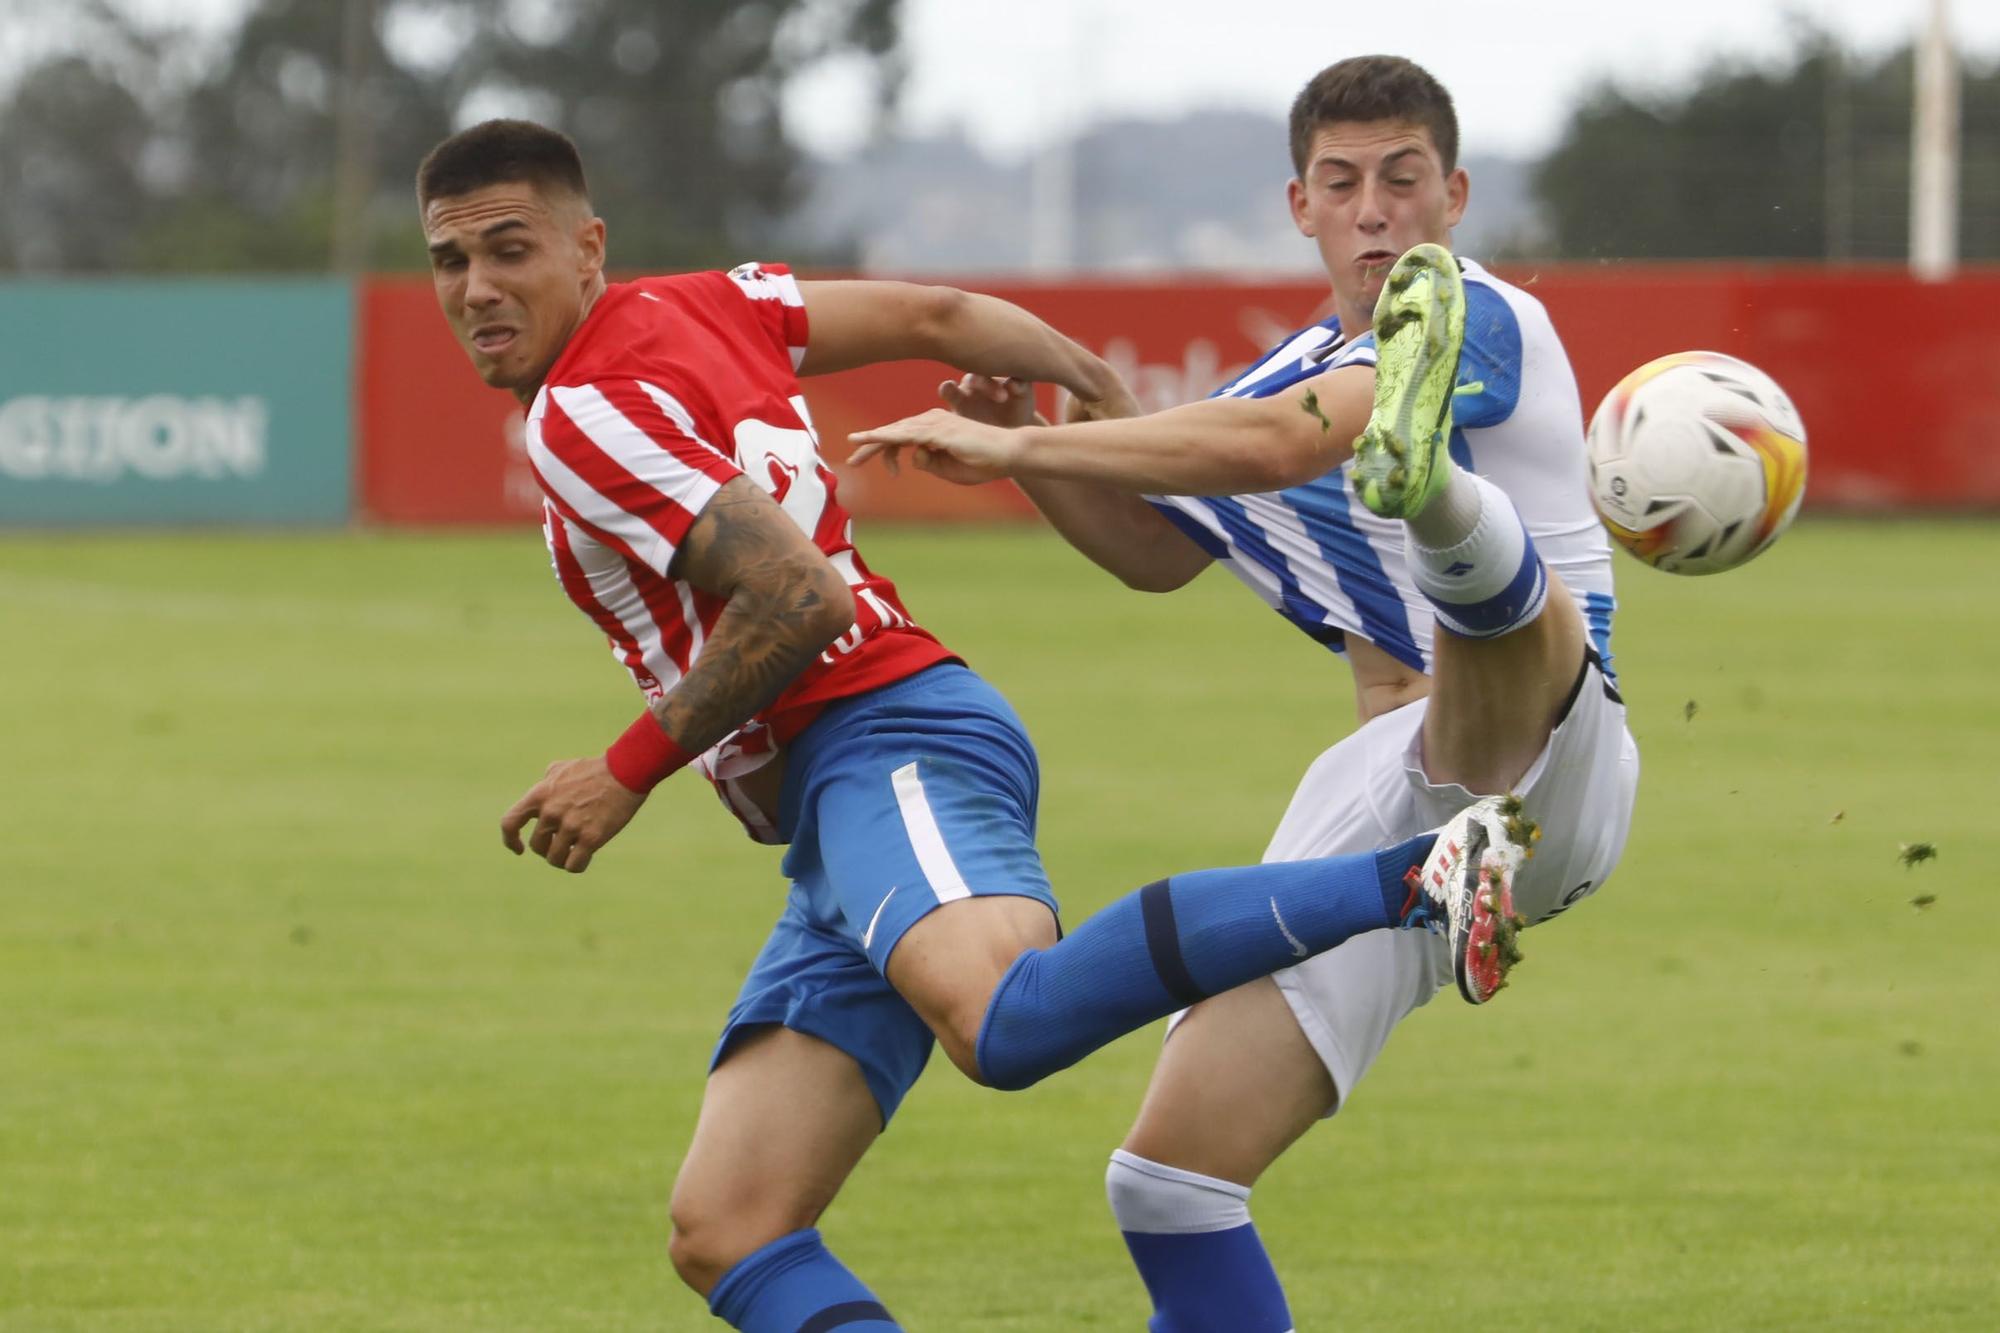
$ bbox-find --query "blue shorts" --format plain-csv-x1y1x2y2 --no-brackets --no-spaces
711,663,1058,1123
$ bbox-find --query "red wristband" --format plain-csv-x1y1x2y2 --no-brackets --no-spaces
604,712,695,794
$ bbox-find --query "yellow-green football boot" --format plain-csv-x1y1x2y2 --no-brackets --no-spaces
1352,242,1466,519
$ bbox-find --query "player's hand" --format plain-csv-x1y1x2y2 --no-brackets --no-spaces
499,756,646,874
940,374,1037,429
848,409,1025,486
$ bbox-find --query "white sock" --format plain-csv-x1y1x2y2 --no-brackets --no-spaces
1105,1149,1251,1234
1407,464,1484,549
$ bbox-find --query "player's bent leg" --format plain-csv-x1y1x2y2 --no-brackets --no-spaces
797,666,1446,1091
784,661,1063,1081
959,838,1441,1091
1415,651,1638,934
1354,243,1590,792
891,794,1528,1083
1421,574,1588,793
882,835,1443,1091
884,894,1058,1079
801,662,1494,1090
1401,459,1588,792
669,1027,902,1330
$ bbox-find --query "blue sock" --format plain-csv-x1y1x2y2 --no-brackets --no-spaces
707,1229,901,1332
975,834,1434,1090
1108,1151,1292,1333
1126,1230,1292,1333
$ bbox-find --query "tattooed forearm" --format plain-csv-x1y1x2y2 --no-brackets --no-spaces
654,478,856,755
652,564,842,752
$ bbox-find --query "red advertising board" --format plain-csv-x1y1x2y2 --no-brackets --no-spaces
1518,264,2000,510
356,275,1330,524
358,268,2000,524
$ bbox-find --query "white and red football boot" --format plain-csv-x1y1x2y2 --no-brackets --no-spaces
1400,794,1537,1004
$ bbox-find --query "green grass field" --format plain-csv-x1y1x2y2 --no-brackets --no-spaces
3,519,1996,1331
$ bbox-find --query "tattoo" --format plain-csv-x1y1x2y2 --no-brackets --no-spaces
1300,388,1332,434
654,477,852,755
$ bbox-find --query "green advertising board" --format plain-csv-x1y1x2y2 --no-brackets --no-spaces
0,280,352,524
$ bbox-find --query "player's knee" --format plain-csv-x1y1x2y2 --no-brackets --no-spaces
1104,1149,1253,1233
900,979,996,1085
665,1217,727,1297
886,895,1056,1087
667,1189,816,1297
667,1211,772,1298
926,945,1043,1087
666,1200,741,1297
932,1013,988,1084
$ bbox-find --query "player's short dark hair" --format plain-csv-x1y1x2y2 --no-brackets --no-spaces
416,119,591,209
1288,56,1459,177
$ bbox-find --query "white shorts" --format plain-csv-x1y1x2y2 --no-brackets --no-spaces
1261,651,1638,1112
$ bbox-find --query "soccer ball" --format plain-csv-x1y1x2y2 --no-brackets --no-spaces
1585,351,1809,575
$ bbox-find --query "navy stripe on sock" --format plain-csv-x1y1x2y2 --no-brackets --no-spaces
1139,879,1205,1007
1430,549,1545,636
797,1300,894,1333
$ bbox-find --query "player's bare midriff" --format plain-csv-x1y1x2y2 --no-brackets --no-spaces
1347,633,1430,723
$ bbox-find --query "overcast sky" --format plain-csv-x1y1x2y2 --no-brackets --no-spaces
91,0,2000,160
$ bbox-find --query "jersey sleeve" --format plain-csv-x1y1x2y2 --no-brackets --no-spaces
723,262,811,370
1453,283,1524,429
1331,334,1377,369
528,378,744,577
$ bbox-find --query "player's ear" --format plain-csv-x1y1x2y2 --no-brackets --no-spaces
1287,176,1315,237
574,212,606,279
1444,167,1469,230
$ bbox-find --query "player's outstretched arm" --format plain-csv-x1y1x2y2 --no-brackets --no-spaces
795,280,1132,412
941,374,1212,592
851,366,1375,498
1018,472,1215,591
499,477,854,873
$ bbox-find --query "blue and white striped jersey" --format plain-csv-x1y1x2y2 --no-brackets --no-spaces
1149,259,1618,683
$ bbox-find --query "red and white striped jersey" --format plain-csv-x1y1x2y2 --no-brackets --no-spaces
523,261,954,793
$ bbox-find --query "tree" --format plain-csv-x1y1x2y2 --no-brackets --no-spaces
0,57,158,270
0,0,904,273
461,0,901,269
0,0,186,271
1534,29,2000,262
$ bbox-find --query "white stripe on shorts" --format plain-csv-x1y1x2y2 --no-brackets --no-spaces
890,761,971,903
